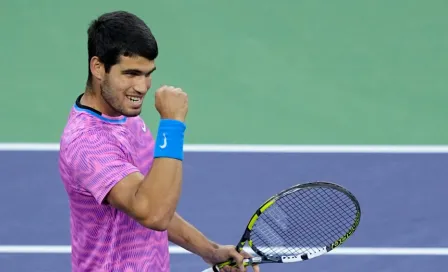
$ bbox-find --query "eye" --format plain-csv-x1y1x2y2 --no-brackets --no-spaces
126,72,139,77
123,70,142,77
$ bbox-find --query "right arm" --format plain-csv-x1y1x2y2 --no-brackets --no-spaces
106,157,183,231
106,86,188,231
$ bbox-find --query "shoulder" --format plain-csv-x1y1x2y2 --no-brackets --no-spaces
59,112,129,159
60,129,121,171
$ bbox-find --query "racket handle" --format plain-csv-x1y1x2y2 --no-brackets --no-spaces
199,264,227,272
201,258,252,272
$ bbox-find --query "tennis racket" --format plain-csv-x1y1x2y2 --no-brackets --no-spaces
201,181,361,272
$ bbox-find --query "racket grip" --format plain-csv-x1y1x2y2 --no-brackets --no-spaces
202,258,252,272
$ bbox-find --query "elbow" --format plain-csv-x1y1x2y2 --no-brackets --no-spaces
142,218,169,231
138,212,173,231
131,199,175,231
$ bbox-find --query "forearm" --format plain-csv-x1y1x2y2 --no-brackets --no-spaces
133,119,186,229
168,212,218,258
135,158,182,224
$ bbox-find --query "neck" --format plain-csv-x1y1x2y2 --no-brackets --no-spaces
81,86,120,117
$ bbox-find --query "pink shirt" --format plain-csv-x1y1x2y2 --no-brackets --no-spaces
58,95,170,271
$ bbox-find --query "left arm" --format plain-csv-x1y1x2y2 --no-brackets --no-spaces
167,212,218,259
167,213,260,271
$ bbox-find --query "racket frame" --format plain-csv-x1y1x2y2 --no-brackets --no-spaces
211,181,361,271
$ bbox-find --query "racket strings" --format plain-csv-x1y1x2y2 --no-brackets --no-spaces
278,189,350,253
318,187,357,229
250,186,358,259
291,187,358,242
305,188,356,236
300,190,356,248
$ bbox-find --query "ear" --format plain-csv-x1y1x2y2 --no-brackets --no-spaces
90,56,105,81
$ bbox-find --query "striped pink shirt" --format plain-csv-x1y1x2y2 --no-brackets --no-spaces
58,95,170,272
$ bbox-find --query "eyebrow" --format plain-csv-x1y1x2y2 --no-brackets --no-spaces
122,67,157,76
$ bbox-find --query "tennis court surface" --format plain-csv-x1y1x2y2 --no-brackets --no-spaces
0,144,447,271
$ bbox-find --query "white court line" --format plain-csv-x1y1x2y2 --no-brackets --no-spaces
0,245,448,256
1,143,448,153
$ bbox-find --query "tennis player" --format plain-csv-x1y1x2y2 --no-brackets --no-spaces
58,11,259,272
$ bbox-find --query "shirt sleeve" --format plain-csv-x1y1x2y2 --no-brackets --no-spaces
68,131,140,204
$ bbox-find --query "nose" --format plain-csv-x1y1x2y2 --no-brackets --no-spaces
134,76,151,94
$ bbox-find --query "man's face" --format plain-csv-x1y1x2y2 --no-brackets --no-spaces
100,55,156,117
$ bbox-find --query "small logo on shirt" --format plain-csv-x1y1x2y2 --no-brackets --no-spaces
160,133,167,149
142,123,146,132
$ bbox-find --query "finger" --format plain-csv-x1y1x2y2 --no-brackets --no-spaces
229,251,245,271
252,264,260,272
222,266,232,272
231,266,245,272
224,265,241,272
239,250,252,259
238,251,258,272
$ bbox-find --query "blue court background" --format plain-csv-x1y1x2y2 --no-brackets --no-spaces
1,149,447,271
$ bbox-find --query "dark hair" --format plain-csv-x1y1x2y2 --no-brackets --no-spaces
86,11,158,86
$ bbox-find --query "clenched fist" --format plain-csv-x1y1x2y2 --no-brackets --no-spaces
155,85,188,122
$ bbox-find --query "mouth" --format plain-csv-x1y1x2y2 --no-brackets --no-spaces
126,95,143,107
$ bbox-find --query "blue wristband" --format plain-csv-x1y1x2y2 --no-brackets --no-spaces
154,119,186,161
